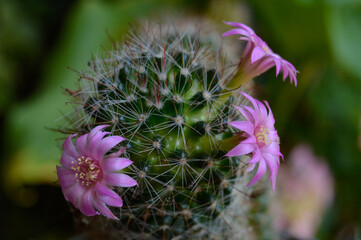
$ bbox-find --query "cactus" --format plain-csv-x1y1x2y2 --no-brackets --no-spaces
59,21,296,239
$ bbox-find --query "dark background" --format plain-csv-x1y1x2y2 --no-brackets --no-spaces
0,0,360,239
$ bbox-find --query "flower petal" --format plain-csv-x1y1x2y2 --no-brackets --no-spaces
223,21,255,34
86,125,110,157
264,101,275,126
105,173,137,187
247,160,267,186
243,106,257,122
57,166,75,188
234,105,253,122
263,145,282,159
282,64,289,80
95,183,121,199
62,134,79,158
75,134,89,156
106,147,126,158
228,121,254,135
78,189,98,216
222,28,249,37
88,131,110,158
257,101,268,119
245,162,257,173
241,136,256,144
63,183,85,207
263,152,279,175
247,148,262,164
263,153,279,191
104,158,133,172
100,195,123,208
88,125,109,140
96,136,125,159
241,92,259,113
274,59,281,76
60,151,77,168
251,46,266,63
226,143,254,157
93,197,118,220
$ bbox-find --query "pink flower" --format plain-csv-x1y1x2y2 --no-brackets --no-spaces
226,92,283,191
56,125,137,219
222,21,298,86
273,144,334,238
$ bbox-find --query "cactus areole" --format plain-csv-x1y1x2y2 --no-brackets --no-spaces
58,21,297,239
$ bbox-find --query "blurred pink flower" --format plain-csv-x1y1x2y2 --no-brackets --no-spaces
57,125,137,220
273,144,334,238
226,92,282,191
222,21,298,86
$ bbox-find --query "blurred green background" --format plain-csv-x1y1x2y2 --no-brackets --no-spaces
0,0,360,239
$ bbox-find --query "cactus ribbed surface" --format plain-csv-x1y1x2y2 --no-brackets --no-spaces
65,24,270,239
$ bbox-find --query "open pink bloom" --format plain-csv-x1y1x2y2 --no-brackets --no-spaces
222,21,298,86
56,125,137,219
226,92,283,191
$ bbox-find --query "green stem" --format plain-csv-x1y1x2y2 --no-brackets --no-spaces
224,70,252,90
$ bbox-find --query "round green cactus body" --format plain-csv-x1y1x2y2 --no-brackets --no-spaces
68,24,270,240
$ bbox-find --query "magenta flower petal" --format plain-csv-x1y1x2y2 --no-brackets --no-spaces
78,190,98,216
241,136,257,144
223,21,255,35
87,125,108,140
274,59,281,75
243,105,257,121
75,134,88,156
251,46,266,63
105,173,138,187
226,92,282,191
257,100,269,118
228,121,254,135
56,166,75,188
247,148,262,164
100,194,123,208
107,147,126,158
57,125,136,219
282,65,289,80
88,131,110,157
62,134,79,158
223,21,298,85
63,183,85,207
263,152,279,190
247,159,267,186
104,158,133,172
263,145,282,158
234,105,253,122
222,28,249,37
241,92,258,111
225,143,254,157
264,102,276,126
60,152,77,168
245,163,257,173
93,197,118,220
96,136,125,159
94,183,120,199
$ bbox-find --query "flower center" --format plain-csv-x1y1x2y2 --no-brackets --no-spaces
71,156,102,187
254,125,271,148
